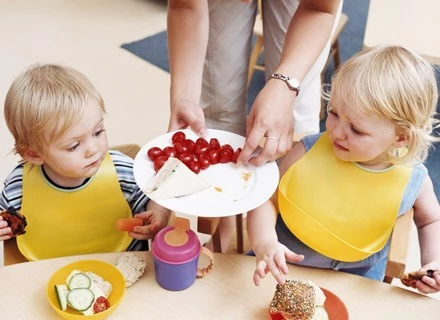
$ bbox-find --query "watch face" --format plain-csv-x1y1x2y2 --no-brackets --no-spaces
287,77,300,89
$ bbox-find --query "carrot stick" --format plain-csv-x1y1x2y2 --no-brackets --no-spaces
116,218,144,232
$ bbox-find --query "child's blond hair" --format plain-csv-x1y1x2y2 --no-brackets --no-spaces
327,45,439,165
4,64,105,156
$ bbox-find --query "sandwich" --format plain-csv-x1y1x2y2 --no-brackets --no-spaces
269,280,328,320
115,252,147,287
0,207,27,237
143,157,210,200
401,269,438,287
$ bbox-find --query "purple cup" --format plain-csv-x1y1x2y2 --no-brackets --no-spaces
152,225,205,291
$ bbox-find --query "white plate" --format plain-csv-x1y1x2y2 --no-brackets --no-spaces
133,129,279,217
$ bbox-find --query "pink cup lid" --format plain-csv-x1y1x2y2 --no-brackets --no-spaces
152,218,201,264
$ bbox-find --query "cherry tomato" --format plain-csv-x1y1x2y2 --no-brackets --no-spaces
219,148,233,163
173,141,189,155
178,152,194,165
209,138,220,150
232,147,242,163
194,144,210,155
163,146,177,158
221,144,234,154
184,139,196,153
195,137,209,147
188,161,201,174
209,149,220,165
198,153,211,170
172,131,186,143
154,155,169,172
147,147,164,161
93,296,110,314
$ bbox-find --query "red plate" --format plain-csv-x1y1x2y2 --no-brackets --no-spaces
269,287,349,320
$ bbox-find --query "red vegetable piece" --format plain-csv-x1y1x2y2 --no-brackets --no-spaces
184,139,196,153
163,146,177,158
198,153,211,170
221,144,234,154
93,296,110,313
173,141,189,155
178,152,194,165
209,138,220,150
209,149,220,165
194,144,210,155
232,147,242,163
147,147,164,161
195,137,209,147
154,155,169,172
219,148,233,163
172,131,186,143
188,161,201,174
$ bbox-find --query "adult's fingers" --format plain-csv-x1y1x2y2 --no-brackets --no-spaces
237,122,266,165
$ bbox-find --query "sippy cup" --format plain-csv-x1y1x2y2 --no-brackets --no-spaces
152,217,214,291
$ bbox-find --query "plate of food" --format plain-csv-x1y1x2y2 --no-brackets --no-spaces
269,280,348,320
46,260,126,320
133,129,279,217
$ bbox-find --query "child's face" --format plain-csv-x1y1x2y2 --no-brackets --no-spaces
39,99,108,187
325,94,399,169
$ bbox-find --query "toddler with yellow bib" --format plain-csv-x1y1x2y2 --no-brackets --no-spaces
0,64,171,260
247,45,440,296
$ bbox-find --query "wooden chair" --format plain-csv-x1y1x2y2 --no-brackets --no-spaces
383,208,414,283
247,6,349,120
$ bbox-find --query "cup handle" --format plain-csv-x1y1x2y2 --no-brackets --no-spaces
196,246,214,278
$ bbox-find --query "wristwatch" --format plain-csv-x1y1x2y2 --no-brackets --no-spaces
267,73,300,95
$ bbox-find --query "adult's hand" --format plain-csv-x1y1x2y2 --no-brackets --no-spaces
168,99,208,137
237,79,296,166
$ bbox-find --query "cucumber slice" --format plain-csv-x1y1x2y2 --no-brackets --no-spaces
54,284,68,311
67,288,95,311
68,273,91,290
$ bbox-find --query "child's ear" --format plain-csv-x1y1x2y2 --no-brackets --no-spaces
394,129,410,148
22,149,44,165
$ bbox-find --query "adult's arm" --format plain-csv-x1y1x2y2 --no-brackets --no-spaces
238,0,341,166
167,0,209,136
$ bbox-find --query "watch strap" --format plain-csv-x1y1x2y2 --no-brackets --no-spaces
267,73,300,95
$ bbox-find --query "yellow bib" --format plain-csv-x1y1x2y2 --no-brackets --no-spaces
18,153,132,260
278,133,412,262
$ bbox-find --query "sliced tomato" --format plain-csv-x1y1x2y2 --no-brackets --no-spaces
93,296,110,314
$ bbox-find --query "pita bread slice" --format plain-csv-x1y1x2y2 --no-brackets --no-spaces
143,157,210,200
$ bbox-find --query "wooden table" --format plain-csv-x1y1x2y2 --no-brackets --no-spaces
1,252,439,319
364,0,440,64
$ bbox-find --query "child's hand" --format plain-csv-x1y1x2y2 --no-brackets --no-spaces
129,210,170,240
414,263,440,295
253,241,304,286
0,216,12,241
